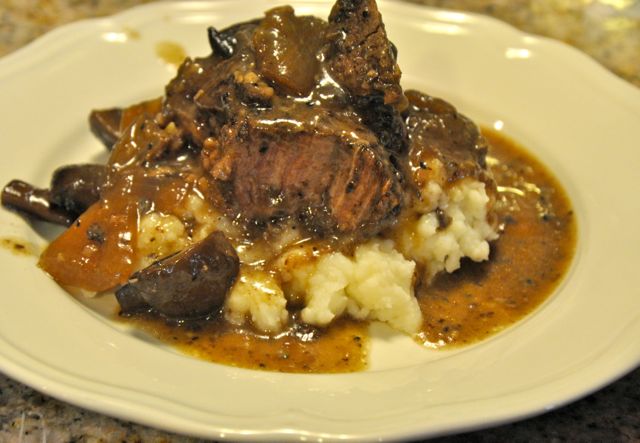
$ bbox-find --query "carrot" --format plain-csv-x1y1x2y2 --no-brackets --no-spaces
39,194,138,292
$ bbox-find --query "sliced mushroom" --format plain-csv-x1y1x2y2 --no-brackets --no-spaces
116,231,240,318
2,163,108,226
50,164,108,219
89,108,122,149
1,180,72,226
207,26,237,58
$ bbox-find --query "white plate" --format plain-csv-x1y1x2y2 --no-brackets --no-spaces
1,0,639,441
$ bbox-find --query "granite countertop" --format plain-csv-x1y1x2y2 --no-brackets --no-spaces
0,0,639,441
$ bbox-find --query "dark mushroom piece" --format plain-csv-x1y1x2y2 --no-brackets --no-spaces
1,180,72,226
207,26,237,58
50,164,108,219
1,164,108,226
89,98,163,150
89,108,122,149
116,231,240,319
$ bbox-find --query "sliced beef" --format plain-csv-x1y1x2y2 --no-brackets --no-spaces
203,115,403,235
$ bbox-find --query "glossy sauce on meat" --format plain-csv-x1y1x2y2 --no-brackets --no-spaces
120,128,576,372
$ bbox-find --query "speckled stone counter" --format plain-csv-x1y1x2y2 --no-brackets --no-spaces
1,1,639,441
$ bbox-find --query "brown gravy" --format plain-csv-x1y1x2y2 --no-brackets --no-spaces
155,41,187,69
123,128,576,372
126,314,368,373
0,238,39,257
417,128,576,347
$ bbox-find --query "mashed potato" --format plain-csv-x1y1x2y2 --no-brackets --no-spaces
294,240,421,334
398,179,498,279
136,193,230,268
134,176,497,335
137,213,188,268
224,271,289,333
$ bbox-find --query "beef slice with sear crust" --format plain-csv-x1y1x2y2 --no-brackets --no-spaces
325,0,403,105
324,0,408,154
202,115,403,235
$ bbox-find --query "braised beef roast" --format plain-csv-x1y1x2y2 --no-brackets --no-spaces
2,0,494,319
161,1,408,236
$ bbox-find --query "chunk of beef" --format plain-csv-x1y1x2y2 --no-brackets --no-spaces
116,231,239,318
163,22,262,147
325,0,402,105
324,0,408,153
203,115,403,235
353,93,408,155
404,90,495,191
162,4,408,236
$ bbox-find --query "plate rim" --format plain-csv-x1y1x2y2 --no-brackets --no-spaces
0,1,639,441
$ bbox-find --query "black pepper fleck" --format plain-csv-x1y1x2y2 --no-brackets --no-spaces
86,223,106,244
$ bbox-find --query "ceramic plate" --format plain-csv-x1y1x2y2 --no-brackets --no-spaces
0,1,639,440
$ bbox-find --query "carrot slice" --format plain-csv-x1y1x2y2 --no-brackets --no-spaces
39,196,138,292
